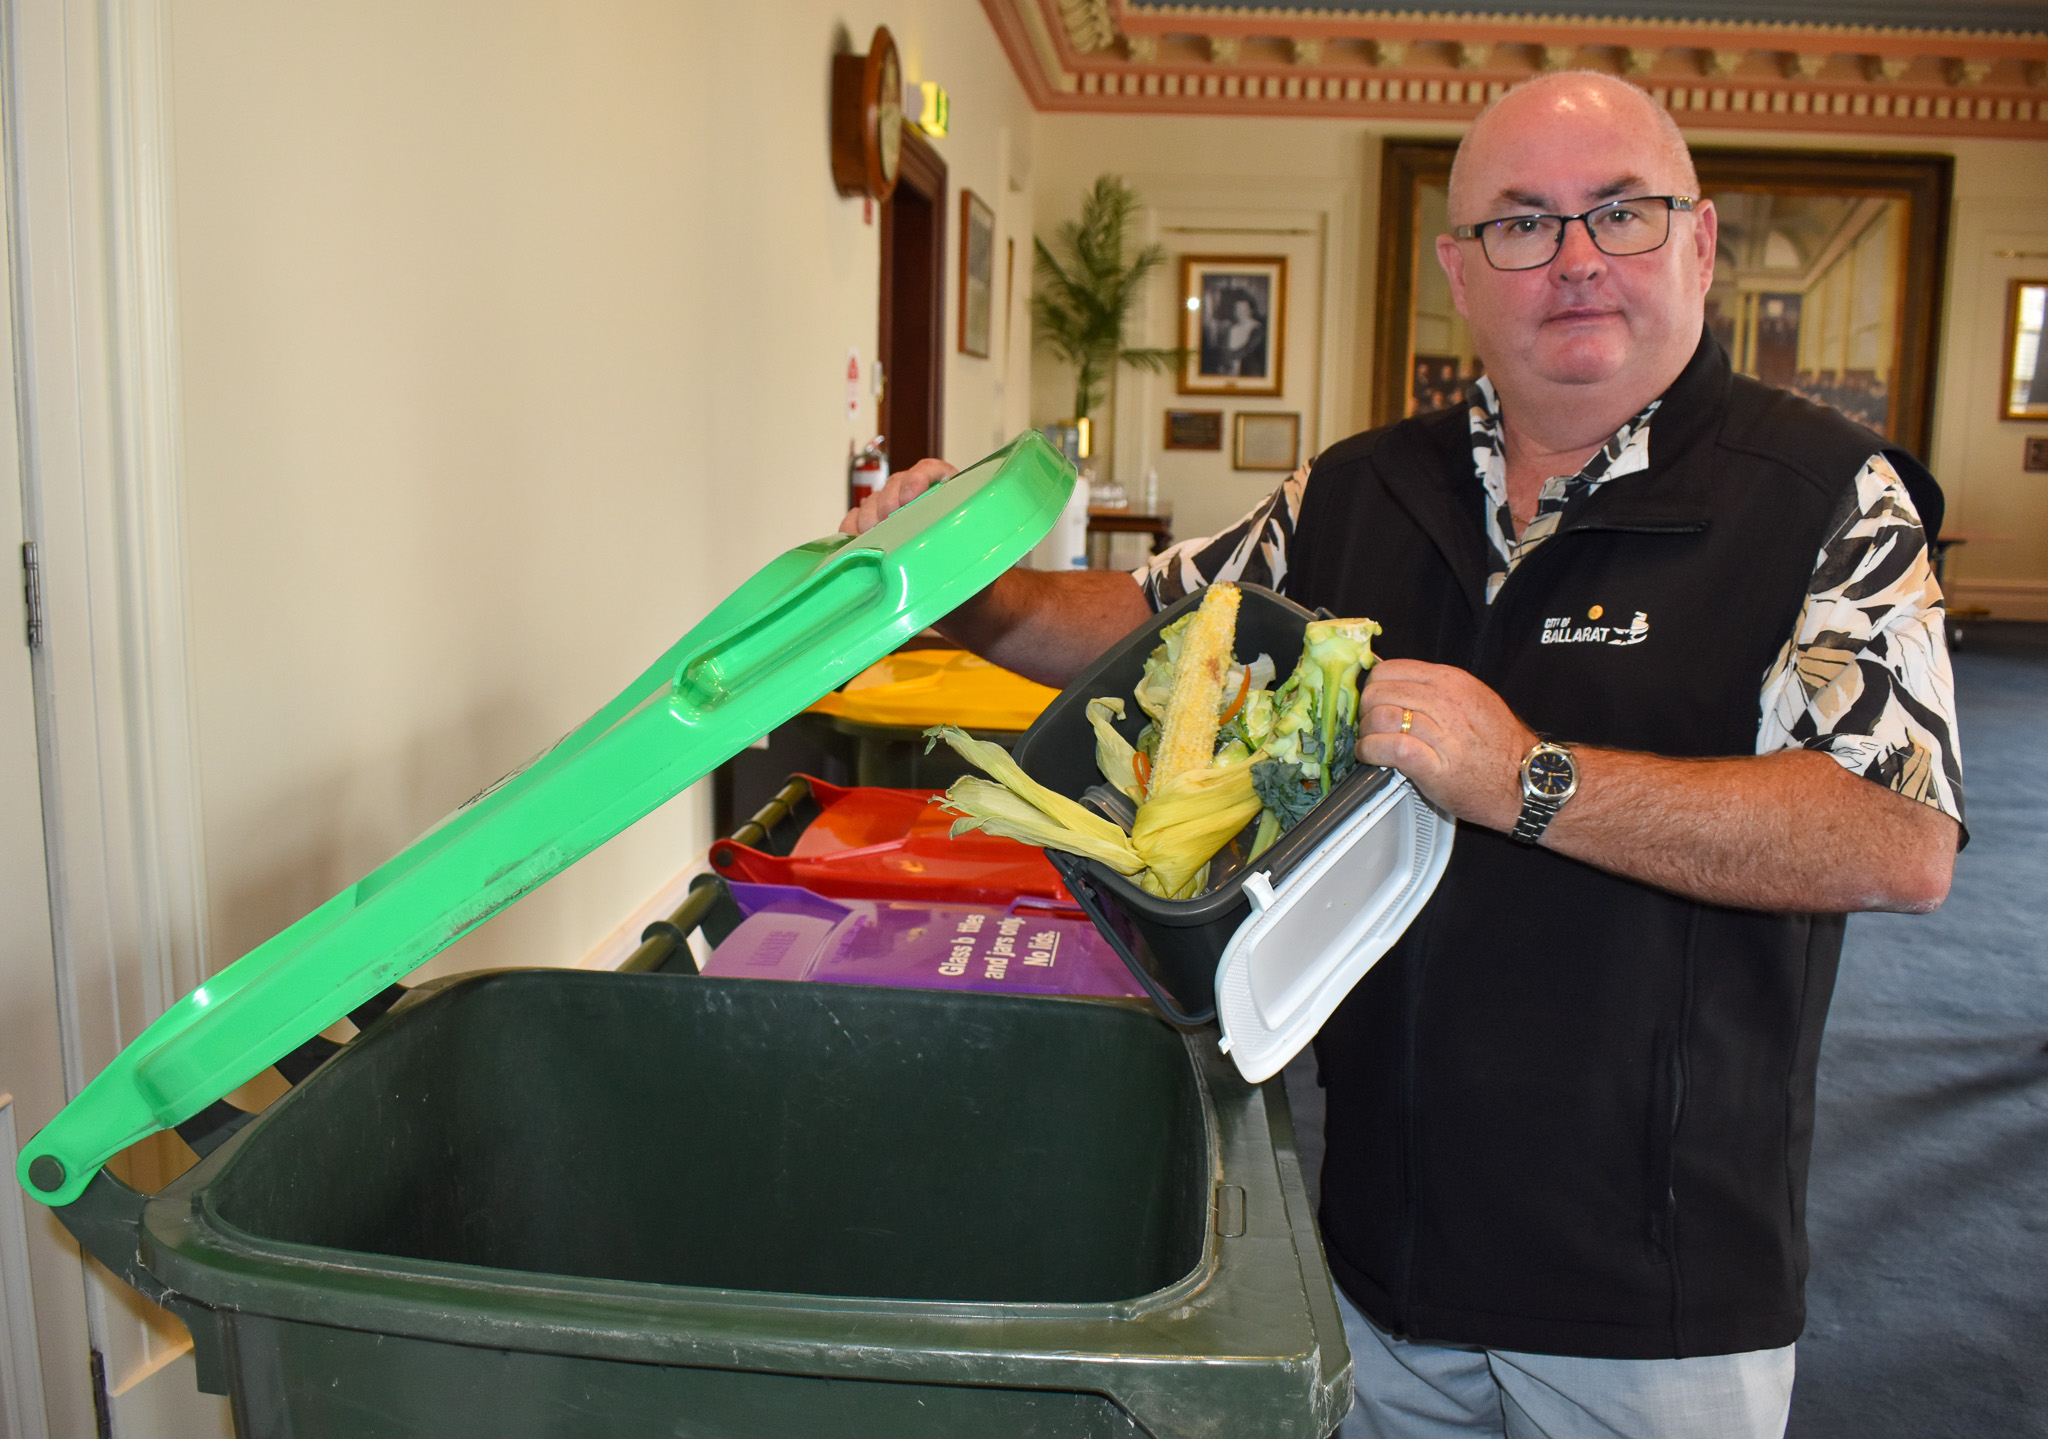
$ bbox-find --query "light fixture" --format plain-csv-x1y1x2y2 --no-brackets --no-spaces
907,80,949,137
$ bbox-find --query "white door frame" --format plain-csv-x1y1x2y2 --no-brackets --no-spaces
4,0,212,1423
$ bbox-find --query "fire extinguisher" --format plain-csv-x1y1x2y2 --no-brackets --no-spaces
849,436,888,511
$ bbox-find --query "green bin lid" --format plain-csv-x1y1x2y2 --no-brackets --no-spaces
19,433,1075,1207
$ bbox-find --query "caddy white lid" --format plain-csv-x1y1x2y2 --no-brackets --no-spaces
1213,776,1454,1083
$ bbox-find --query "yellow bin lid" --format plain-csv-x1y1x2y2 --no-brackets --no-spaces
807,648,1058,732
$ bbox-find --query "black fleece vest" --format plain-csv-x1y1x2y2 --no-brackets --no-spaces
1286,335,1916,1359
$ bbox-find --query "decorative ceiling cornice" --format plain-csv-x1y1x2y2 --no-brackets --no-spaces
1126,4,2046,40
1126,3,2047,40
979,0,2048,137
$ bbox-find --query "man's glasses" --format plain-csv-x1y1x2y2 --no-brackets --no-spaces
1452,195,1696,272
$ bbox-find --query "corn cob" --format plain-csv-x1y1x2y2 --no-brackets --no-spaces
1148,583,1241,796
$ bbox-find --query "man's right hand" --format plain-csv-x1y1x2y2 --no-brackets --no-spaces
840,457,956,536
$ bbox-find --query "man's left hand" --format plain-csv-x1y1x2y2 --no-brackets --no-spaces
1358,659,1534,830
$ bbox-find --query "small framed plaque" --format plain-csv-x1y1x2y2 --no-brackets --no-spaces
1164,409,1224,450
1233,412,1301,471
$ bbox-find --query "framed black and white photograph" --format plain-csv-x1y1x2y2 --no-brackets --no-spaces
958,190,995,358
1179,255,1287,397
1163,408,1224,450
1232,411,1300,471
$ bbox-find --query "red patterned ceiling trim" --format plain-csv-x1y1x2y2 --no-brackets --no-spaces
979,0,2048,138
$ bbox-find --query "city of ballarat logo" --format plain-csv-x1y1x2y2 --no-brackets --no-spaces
1542,604,1649,648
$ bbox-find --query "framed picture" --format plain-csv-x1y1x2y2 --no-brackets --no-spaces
1411,353,1476,414
2001,279,2048,420
1233,411,1300,471
2024,435,2048,472
1179,256,1287,396
1370,141,1951,455
958,190,995,358
1163,409,1224,450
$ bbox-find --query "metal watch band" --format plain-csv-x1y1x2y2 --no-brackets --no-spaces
1510,793,1563,846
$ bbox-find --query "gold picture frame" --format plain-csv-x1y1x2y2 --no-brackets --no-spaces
1179,255,1287,397
1370,141,1951,455
1233,411,1301,471
2000,278,2048,421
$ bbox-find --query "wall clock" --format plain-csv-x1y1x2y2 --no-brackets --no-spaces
831,27,903,202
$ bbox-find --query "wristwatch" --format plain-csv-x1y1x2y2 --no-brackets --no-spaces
1511,741,1578,846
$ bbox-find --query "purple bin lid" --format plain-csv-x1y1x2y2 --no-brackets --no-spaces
702,882,1146,999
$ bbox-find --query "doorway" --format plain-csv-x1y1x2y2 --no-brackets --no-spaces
878,125,946,468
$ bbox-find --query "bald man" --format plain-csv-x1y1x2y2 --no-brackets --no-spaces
846,74,1961,1438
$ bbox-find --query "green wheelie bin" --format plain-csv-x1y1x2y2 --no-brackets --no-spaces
17,432,1352,1439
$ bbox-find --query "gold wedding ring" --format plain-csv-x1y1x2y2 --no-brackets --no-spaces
1400,709,1414,735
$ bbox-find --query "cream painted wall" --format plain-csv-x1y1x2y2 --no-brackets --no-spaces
167,0,1036,985
1031,112,2048,615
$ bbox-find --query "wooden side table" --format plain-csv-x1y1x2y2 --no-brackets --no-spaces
1086,509,1173,569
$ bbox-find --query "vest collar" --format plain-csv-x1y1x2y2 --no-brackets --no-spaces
1371,405,1493,617
1559,330,1725,537
1369,329,1730,613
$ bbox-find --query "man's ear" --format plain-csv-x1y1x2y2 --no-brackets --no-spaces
1435,233,1470,316
1691,198,1718,295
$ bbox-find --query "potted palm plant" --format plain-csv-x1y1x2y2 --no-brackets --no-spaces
1032,175,1183,472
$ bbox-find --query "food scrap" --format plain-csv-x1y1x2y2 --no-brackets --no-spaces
926,583,1381,900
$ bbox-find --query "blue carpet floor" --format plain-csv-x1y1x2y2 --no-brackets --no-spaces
1283,621,2048,1434
1790,622,2048,1438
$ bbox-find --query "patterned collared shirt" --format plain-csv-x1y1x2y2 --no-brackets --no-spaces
1468,377,1660,603
1133,387,1964,822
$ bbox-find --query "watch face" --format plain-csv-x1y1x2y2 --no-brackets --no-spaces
876,48,903,183
1525,748,1576,798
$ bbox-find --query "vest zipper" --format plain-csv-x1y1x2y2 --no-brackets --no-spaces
1667,905,1701,1353
1393,902,1430,1336
1390,562,1523,1334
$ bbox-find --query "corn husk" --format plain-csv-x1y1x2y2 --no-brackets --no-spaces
924,726,1135,853
1130,758,1264,898
942,777,1146,875
1086,697,1144,803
